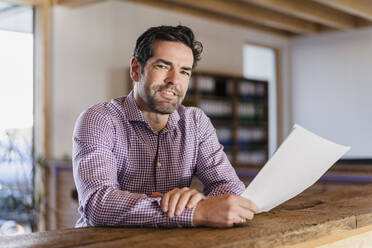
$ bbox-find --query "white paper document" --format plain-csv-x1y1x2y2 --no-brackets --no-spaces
241,124,350,213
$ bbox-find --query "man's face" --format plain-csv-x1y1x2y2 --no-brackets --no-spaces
134,41,194,114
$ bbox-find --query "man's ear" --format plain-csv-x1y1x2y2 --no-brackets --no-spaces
130,56,141,82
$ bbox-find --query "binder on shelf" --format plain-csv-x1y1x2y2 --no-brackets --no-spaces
237,150,267,166
188,76,195,94
216,127,232,150
239,80,256,100
255,83,266,100
199,100,232,120
237,127,266,149
198,76,215,96
238,103,255,121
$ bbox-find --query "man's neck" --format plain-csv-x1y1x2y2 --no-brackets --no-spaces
133,92,169,132
142,110,169,133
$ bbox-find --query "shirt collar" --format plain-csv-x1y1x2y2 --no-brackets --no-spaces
122,91,147,122
123,91,181,133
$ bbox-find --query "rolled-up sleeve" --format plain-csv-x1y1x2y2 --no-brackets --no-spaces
194,110,246,197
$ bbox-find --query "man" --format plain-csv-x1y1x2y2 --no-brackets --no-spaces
73,25,258,228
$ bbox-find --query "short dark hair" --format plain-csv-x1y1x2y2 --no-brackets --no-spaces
133,25,203,69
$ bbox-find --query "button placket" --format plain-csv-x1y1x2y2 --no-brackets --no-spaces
155,133,167,193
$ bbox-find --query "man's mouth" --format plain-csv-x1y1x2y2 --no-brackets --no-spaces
157,88,179,101
163,89,177,97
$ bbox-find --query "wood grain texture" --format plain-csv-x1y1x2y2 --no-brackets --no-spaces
2,184,372,248
314,0,372,21
3,0,45,5
245,0,357,29
285,224,372,247
164,0,319,34
122,0,292,37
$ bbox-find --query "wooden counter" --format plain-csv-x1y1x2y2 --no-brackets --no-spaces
2,183,372,248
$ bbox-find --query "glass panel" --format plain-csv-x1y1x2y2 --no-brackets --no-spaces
243,45,277,156
0,3,34,235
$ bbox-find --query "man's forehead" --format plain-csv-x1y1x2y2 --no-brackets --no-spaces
151,41,194,66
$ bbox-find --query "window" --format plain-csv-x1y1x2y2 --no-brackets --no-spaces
0,2,34,235
243,44,277,156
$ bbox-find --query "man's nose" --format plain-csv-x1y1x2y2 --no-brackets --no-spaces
165,69,180,85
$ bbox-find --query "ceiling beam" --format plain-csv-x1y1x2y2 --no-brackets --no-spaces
162,0,319,35
2,0,45,5
314,0,372,21
54,0,104,8
244,0,356,29
123,0,292,37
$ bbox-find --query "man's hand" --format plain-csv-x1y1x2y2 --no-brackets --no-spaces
193,194,258,228
153,188,204,218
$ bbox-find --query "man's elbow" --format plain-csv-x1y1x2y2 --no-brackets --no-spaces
84,206,111,226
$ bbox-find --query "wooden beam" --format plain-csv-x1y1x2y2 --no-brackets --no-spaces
244,0,357,29
161,0,320,35
122,0,292,37
42,0,52,158
2,0,45,5
54,0,104,8
314,0,372,21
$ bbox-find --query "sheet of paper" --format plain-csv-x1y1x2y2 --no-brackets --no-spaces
241,124,350,213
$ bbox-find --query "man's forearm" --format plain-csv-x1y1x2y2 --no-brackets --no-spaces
82,186,195,227
192,194,258,228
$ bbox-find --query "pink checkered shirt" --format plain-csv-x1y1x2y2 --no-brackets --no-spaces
72,91,245,228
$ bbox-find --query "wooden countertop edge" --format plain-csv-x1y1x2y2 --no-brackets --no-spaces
284,223,372,248
214,216,358,248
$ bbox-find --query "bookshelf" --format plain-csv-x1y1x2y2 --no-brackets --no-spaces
184,72,268,168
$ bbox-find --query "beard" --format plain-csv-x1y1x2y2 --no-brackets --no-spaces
144,83,185,114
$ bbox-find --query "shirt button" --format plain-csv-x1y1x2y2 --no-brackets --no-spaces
157,162,162,168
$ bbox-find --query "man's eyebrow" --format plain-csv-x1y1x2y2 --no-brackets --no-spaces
154,58,172,66
154,59,192,71
181,66,192,71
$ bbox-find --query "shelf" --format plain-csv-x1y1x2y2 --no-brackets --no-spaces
238,120,267,127
237,143,267,151
182,97,197,107
234,163,266,169
199,95,234,102
221,146,233,151
237,96,266,103
211,119,234,126
190,71,268,169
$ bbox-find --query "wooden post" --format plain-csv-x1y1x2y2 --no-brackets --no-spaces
42,0,51,158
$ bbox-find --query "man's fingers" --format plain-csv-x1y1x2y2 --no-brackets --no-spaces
161,188,203,218
238,208,255,221
174,190,194,216
162,189,175,212
238,197,259,213
168,188,187,218
175,189,203,216
151,192,163,198
186,192,204,209
161,194,168,212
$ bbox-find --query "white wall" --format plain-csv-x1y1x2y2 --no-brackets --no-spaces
292,27,372,159
50,0,291,158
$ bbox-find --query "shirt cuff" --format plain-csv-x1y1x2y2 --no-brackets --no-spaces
153,197,194,227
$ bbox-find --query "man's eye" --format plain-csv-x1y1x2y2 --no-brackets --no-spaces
155,64,167,69
181,71,191,77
